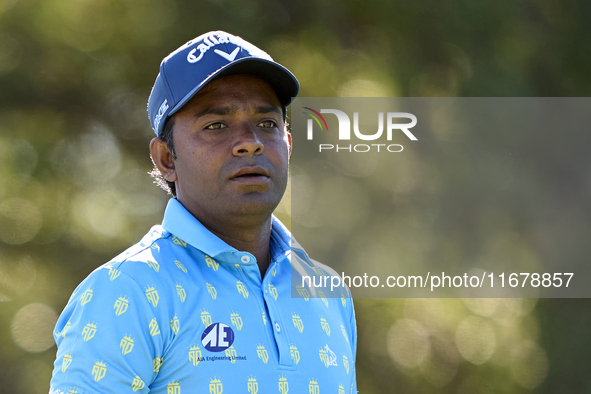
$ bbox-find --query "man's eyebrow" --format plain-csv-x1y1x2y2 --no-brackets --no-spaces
255,105,282,116
193,105,282,119
194,106,236,119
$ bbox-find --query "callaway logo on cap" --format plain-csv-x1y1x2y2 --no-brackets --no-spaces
147,31,300,135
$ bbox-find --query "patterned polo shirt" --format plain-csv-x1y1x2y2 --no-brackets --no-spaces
50,198,357,394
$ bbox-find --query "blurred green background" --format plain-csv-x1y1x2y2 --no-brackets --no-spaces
0,0,590,393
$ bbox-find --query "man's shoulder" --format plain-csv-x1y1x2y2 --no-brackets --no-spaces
105,225,164,265
78,225,181,290
290,237,339,277
290,236,353,297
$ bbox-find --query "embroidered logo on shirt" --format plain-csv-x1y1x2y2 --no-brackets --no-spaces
268,284,278,300
225,346,237,364
146,260,159,272
289,345,300,365
82,323,97,341
230,312,243,330
320,317,331,336
236,281,249,298
172,236,186,247
61,321,71,338
153,356,163,372
108,268,121,281
176,284,187,302
296,285,310,301
309,380,320,394
256,345,269,364
201,323,235,352
132,375,145,392
80,289,93,306
170,316,180,335
149,319,160,336
167,381,181,394
278,377,289,394
114,297,129,316
247,377,258,394
61,354,72,372
206,283,217,299
205,255,219,271
145,287,159,307
201,310,212,327
208,378,222,394
189,346,202,366
120,335,134,355
292,314,304,333
174,259,188,273
92,361,106,382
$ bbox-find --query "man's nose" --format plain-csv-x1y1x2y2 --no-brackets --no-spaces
232,123,264,156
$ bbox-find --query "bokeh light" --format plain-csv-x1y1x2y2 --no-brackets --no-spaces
11,303,58,353
455,315,496,365
510,340,549,389
387,318,430,369
0,198,43,244
0,255,37,296
420,334,459,387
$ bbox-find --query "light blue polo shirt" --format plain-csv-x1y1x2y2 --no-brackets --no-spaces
50,198,357,394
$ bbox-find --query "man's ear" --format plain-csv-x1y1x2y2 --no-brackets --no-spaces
287,132,292,158
150,138,177,182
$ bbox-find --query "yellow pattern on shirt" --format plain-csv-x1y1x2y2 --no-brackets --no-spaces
132,376,145,392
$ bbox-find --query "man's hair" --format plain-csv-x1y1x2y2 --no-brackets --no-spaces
149,117,177,197
148,106,288,198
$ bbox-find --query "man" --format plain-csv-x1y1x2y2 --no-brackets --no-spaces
50,31,357,394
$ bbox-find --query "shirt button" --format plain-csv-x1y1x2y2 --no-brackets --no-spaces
275,323,281,332
241,255,251,263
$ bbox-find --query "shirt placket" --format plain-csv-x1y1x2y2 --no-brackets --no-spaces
231,251,294,368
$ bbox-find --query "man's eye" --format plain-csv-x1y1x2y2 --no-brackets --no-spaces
258,120,277,128
205,122,226,130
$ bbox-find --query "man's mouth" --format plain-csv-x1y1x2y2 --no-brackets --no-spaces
235,174,264,178
230,167,270,183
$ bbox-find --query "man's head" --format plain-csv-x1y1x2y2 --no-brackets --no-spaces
147,31,298,137
147,31,299,223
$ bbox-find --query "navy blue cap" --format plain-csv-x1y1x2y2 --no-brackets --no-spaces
147,31,300,135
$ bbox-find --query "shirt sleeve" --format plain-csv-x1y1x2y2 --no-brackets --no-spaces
349,297,358,394
49,266,164,393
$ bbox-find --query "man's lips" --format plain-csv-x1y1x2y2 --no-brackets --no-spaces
230,166,271,183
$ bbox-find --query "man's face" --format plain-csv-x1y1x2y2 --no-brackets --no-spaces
161,74,291,224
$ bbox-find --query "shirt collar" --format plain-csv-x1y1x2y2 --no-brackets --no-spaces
161,198,291,261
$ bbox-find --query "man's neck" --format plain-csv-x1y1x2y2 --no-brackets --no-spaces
192,211,273,277
211,222,272,277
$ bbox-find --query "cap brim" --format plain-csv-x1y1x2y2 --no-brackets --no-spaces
169,57,300,117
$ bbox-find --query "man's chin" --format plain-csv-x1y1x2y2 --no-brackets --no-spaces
228,194,282,218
